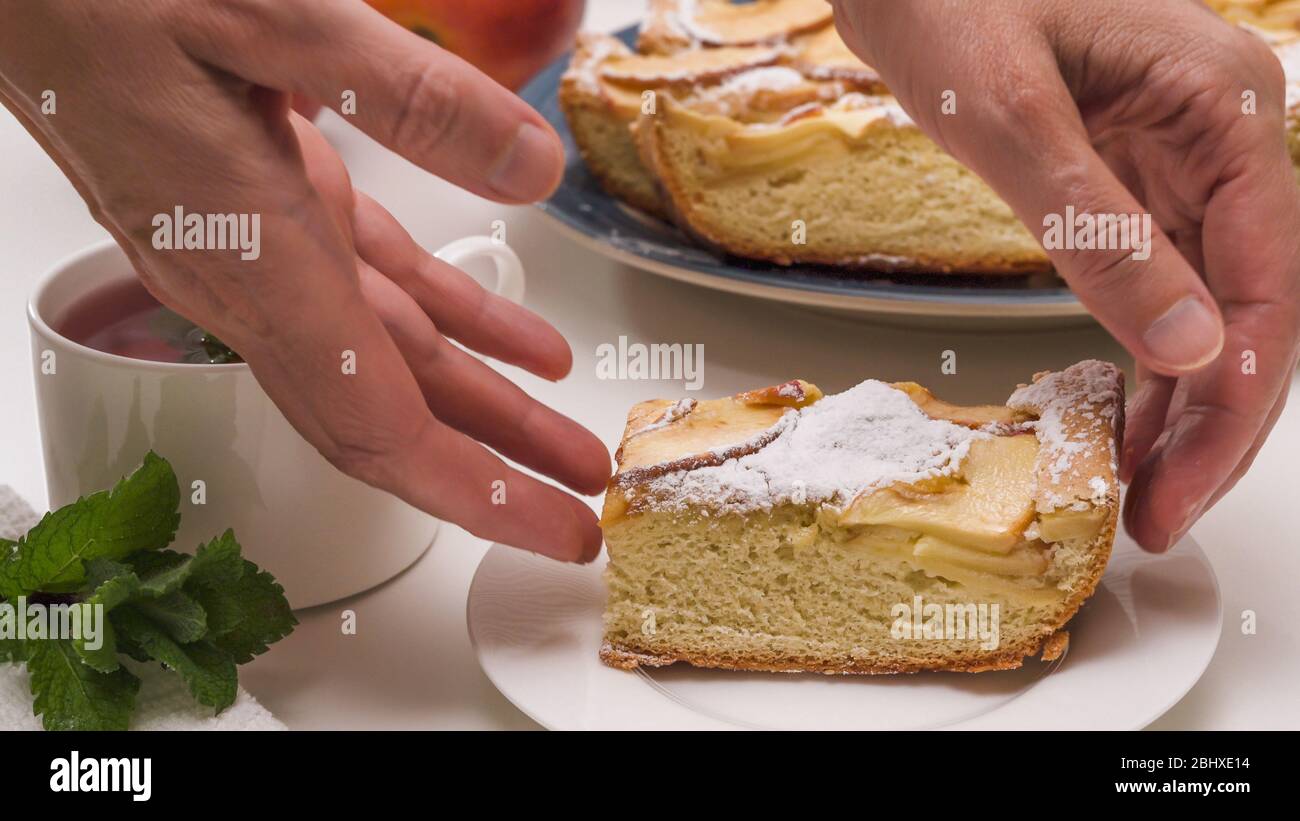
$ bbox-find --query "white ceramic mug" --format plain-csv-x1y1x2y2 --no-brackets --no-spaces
28,236,525,608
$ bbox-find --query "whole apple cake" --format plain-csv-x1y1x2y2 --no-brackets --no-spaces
561,0,1300,272
599,361,1125,674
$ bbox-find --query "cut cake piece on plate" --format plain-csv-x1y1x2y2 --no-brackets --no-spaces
599,361,1125,674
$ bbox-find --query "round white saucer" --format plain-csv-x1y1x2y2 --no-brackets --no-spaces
468,532,1221,730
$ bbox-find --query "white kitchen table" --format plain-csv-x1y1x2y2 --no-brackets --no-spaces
1,1,1294,730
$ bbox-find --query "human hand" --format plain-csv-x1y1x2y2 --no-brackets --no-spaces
0,0,608,561
831,0,1300,551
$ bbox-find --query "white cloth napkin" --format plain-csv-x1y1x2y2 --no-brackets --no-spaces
0,485,285,731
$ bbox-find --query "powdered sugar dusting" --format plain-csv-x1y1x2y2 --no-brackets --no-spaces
673,0,786,46
717,66,806,96
567,34,628,95
1007,360,1123,512
633,398,698,438
836,92,915,127
690,66,819,117
1087,475,1109,504
640,380,984,513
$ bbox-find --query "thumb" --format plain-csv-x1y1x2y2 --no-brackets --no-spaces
861,39,1225,376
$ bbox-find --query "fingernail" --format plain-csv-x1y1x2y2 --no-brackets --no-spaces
1162,528,1187,553
488,123,560,202
1166,505,1203,551
1143,296,1224,372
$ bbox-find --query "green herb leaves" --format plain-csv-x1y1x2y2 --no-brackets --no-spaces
26,639,140,731
0,452,179,596
0,453,295,730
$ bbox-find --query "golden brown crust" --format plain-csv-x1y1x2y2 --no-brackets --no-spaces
600,630,1060,675
1007,361,1126,515
736,378,823,408
1040,630,1070,662
787,24,887,92
1045,508,1117,652
606,364,1124,505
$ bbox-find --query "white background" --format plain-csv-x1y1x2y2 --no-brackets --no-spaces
0,1,1294,729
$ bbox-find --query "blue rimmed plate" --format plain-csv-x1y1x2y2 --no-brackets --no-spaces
522,26,1092,327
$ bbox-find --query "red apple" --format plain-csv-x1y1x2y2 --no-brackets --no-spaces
366,0,585,90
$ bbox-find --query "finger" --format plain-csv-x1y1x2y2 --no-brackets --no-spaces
1160,347,1296,540
177,0,563,203
240,255,602,564
380,415,604,563
289,111,355,241
1123,306,1296,551
949,73,1224,376
351,190,573,380
1124,103,1300,550
1196,380,1292,519
274,114,601,557
357,260,610,495
288,118,573,388
1119,364,1176,483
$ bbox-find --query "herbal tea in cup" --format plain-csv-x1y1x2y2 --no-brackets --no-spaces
56,277,240,364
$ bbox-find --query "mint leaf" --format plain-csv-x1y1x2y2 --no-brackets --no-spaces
114,632,152,664
83,559,142,611
111,607,237,711
0,505,96,597
0,453,179,596
26,638,139,731
183,531,245,588
132,591,207,643
122,549,186,578
190,558,296,663
72,622,122,674
126,532,244,600
72,561,143,673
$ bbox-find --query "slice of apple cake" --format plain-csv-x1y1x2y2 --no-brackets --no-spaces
599,361,1125,674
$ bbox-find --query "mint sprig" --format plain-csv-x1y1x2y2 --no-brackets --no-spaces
0,452,179,596
0,453,296,730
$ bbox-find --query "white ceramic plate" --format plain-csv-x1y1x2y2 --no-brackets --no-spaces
468,532,1221,730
